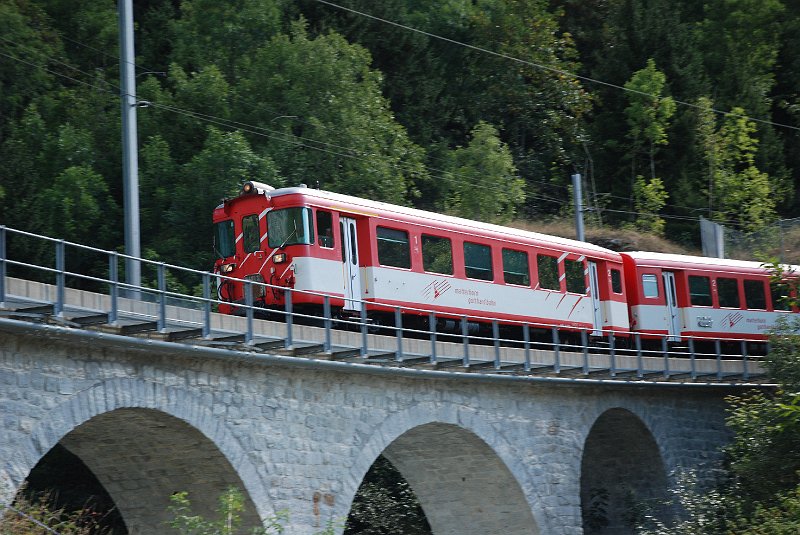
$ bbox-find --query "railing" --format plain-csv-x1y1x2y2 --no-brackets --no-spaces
0,225,772,384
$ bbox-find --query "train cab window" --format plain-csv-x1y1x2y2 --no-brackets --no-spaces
422,235,453,275
611,269,623,294
316,210,334,248
464,242,493,281
565,259,586,294
771,281,792,311
242,214,260,253
268,207,314,248
537,255,560,290
717,277,740,308
642,274,659,298
688,275,713,306
744,279,767,310
214,219,235,258
377,227,411,268
502,249,529,286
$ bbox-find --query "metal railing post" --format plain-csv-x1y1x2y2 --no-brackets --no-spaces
360,306,368,357
202,272,211,338
323,296,332,352
429,312,437,364
157,263,166,332
635,334,643,378
284,288,292,348
662,336,670,378
715,340,722,381
108,252,119,325
741,340,749,381
461,316,470,367
688,338,696,380
244,280,254,344
55,239,65,316
552,327,561,373
493,320,501,369
523,324,531,372
608,332,616,377
581,330,589,374
395,307,403,362
0,226,6,306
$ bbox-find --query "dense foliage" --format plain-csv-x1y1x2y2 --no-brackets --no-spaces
1,0,799,273
636,314,800,534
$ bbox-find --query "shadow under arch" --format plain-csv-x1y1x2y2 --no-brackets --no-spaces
580,408,668,535
356,422,539,535
23,408,262,535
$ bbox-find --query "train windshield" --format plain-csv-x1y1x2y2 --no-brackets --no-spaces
268,207,314,248
214,220,235,258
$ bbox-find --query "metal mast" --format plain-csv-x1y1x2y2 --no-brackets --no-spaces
572,173,586,242
118,0,141,290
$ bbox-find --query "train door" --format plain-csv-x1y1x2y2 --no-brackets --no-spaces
339,216,363,312
588,261,604,336
662,271,681,341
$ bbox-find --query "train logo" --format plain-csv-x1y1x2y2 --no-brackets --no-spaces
422,279,452,301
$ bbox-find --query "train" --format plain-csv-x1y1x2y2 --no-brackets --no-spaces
212,181,798,351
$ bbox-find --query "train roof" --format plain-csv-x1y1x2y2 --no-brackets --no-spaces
623,251,799,275
265,186,622,259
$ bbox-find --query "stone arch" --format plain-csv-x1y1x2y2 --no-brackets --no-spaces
580,407,668,535
6,377,268,535
347,404,541,535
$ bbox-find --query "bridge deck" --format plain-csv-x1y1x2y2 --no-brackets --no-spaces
0,277,769,386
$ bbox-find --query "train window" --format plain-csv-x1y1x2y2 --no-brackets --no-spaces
688,275,712,306
611,269,623,294
502,249,529,286
717,277,740,308
464,242,493,281
422,235,453,275
242,214,260,253
268,207,314,248
316,211,334,248
537,255,560,290
744,279,767,310
565,259,586,294
214,219,235,258
642,274,659,298
771,281,792,311
377,227,411,269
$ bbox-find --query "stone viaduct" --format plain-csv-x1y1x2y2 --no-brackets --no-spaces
0,315,744,535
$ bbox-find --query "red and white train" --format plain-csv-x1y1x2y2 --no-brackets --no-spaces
213,182,798,349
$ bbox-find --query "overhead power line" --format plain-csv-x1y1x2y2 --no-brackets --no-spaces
313,0,800,133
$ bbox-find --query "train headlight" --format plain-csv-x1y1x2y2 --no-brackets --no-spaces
221,262,236,273
273,253,287,264
242,181,275,195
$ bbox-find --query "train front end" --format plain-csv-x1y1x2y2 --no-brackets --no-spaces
212,181,303,315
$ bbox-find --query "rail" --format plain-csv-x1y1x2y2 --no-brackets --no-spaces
0,225,774,385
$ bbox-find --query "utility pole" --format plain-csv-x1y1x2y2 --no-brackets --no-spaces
572,173,585,242
118,0,141,291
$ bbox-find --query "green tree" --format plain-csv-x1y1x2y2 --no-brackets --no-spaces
443,121,525,224
239,20,428,204
696,100,777,232
624,58,676,184
170,0,287,78
631,175,668,235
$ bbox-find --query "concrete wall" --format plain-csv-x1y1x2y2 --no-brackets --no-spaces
0,319,733,534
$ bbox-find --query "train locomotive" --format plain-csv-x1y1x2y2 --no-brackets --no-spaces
213,181,798,348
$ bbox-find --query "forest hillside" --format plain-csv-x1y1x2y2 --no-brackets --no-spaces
1,0,798,271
